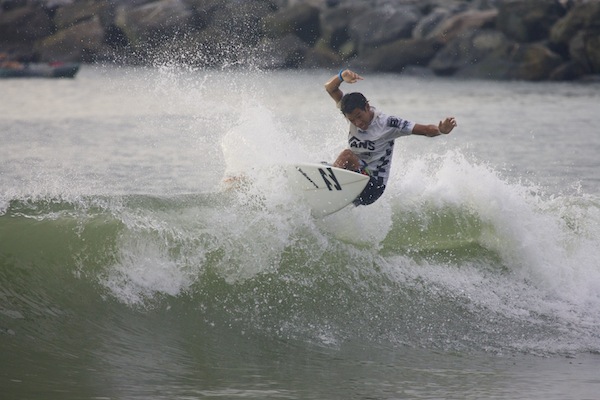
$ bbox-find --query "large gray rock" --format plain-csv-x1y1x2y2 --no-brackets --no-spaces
412,7,453,39
458,41,563,80
363,37,441,72
549,1,600,75
171,1,275,67
549,60,590,81
430,29,508,75
510,43,564,80
115,0,193,48
183,0,225,29
0,3,53,42
550,1,600,46
412,0,479,38
262,3,321,45
584,34,600,74
202,0,273,46
349,5,422,54
428,9,498,44
568,30,600,74
53,0,113,29
255,34,309,69
319,3,369,51
496,0,565,43
35,16,109,62
301,44,341,69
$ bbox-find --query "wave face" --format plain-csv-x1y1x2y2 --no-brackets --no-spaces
2,152,599,356
2,67,600,389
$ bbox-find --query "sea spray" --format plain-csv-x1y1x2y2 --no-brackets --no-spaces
381,149,600,352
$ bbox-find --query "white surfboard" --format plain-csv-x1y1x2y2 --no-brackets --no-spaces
285,163,369,217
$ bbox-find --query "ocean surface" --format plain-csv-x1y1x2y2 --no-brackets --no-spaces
1,65,600,399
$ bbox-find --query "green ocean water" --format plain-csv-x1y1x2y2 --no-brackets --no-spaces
1,66,600,399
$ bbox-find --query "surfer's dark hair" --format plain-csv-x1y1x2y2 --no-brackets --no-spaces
340,92,368,115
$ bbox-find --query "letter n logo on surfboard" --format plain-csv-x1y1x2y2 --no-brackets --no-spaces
286,163,370,217
318,168,342,191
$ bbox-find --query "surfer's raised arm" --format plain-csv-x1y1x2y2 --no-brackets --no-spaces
324,69,364,103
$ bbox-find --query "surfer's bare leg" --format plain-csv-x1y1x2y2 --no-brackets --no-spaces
333,149,361,171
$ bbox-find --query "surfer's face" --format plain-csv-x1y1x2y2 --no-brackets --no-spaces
345,105,373,131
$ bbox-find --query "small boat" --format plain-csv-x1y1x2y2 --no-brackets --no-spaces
0,62,80,78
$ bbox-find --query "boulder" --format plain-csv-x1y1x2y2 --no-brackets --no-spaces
568,30,588,72
430,29,508,75
364,37,441,72
115,0,193,48
319,3,369,51
549,60,589,81
168,1,275,67
412,7,453,39
255,34,309,69
262,3,321,45
510,43,564,80
0,3,54,43
568,30,600,74
550,1,600,74
301,44,341,69
428,9,498,44
585,34,600,74
53,0,113,29
412,0,471,14
184,0,226,29
35,16,108,62
550,1,600,46
496,0,565,43
461,41,563,80
193,0,273,48
349,5,421,53
178,27,241,67
453,42,515,79
412,0,482,38
0,0,30,11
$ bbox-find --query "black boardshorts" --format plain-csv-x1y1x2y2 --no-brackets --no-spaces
353,175,386,206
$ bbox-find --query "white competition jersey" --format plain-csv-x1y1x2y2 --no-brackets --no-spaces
344,106,415,185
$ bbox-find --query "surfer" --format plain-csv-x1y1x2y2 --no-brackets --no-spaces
325,69,457,206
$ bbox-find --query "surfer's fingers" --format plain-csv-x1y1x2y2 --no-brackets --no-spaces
350,73,364,82
343,69,364,83
442,117,457,126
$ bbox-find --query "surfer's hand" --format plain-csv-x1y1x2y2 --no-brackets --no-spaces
341,69,363,84
439,117,457,134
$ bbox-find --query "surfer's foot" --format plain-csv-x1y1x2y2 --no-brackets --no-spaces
222,174,248,190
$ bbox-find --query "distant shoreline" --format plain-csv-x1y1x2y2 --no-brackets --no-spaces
1,0,599,81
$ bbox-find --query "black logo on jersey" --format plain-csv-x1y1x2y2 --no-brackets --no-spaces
349,136,375,151
388,117,410,130
387,117,400,128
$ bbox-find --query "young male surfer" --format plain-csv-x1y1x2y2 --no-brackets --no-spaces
325,69,457,206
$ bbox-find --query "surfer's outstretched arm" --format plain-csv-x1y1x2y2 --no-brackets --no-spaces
324,69,364,103
412,117,458,137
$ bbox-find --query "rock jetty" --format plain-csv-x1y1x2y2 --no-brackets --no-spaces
1,0,599,81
